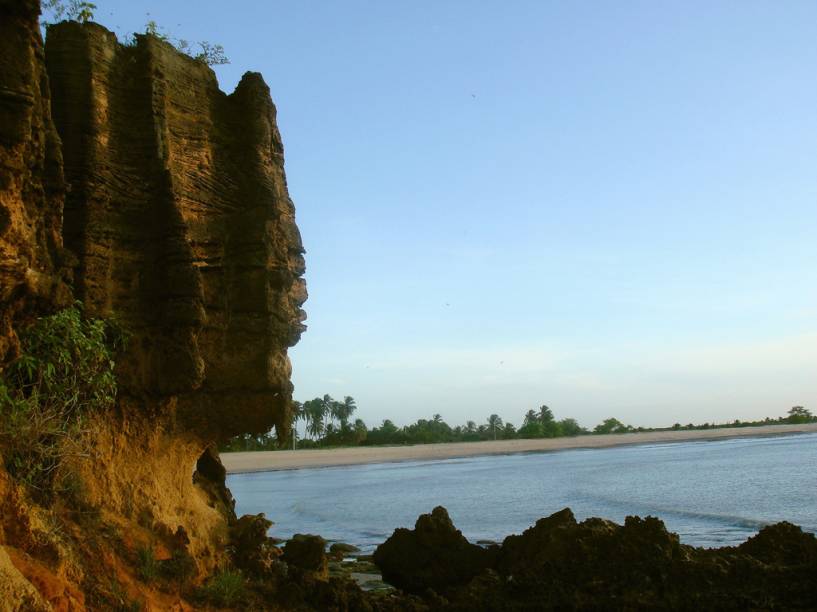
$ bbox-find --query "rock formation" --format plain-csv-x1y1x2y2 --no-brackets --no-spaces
373,506,492,594
0,0,72,365
44,21,307,439
374,506,817,610
1,1,309,607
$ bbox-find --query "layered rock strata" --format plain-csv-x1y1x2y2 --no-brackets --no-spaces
44,21,307,440
1,3,308,605
0,0,71,365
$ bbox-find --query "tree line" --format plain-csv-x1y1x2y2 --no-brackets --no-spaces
221,398,815,452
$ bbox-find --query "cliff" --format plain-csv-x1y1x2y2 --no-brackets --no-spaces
0,0,71,365
45,21,307,440
1,2,309,608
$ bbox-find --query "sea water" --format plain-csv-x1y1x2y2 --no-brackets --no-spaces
227,432,817,552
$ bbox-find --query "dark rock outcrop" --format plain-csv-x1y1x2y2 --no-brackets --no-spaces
373,506,492,595
229,513,281,578
328,542,360,560
375,507,817,611
282,534,328,577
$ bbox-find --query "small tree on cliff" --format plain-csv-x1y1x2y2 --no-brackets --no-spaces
42,0,96,24
42,1,229,66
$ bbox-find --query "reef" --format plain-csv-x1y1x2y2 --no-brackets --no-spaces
374,506,817,610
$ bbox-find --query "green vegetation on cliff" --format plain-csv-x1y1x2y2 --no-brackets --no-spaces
42,0,229,65
0,305,124,495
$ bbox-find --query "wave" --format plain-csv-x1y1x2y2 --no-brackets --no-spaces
575,491,771,531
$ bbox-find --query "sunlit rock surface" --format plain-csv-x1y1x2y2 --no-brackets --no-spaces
45,21,306,439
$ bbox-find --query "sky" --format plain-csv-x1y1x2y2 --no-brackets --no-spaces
62,1,817,429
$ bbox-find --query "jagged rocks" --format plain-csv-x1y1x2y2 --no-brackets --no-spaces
375,506,817,611
737,520,817,566
229,513,281,578
373,506,492,595
329,542,360,560
282,534,328,578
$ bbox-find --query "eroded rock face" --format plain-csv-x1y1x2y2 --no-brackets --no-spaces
0,0,71,365
1,5,309,601
44,21,307,440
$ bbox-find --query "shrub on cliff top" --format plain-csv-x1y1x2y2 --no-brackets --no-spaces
0,304,125,495
42,1,230,66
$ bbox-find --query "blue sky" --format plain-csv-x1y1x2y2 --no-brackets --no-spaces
73,1,817,428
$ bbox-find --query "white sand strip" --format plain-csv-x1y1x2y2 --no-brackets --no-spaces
222,423,817,474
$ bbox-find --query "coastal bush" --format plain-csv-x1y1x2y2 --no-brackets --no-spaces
160,549,196,582
136,546,159,582
196,569,247,607
0,305,124,498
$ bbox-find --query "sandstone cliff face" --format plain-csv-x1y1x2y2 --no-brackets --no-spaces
0,0,71,366
1,5,309,605
45,22,307,441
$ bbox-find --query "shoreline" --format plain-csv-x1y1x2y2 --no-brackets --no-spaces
222,422,817,474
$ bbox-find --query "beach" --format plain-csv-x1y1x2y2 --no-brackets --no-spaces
222,422,817,473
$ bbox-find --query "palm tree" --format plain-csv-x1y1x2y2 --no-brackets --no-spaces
336,396,357,429
353,418,367,444
523,409,538,427
305,398,326,440
323,394,337,428
487,414,503,440
291,400,305,449
538,405,554,425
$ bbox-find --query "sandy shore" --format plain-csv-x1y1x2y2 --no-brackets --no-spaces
222,422,817,474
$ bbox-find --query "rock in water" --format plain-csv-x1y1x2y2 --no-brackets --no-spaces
373,506,492,594
283,534,329,578
374,506,817,610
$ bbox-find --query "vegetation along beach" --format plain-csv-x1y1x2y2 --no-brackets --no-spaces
223,422,817,472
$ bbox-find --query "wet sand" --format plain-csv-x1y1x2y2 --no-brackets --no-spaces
222,422,817,474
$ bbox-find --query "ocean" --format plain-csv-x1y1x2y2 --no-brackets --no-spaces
227,432,817,552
